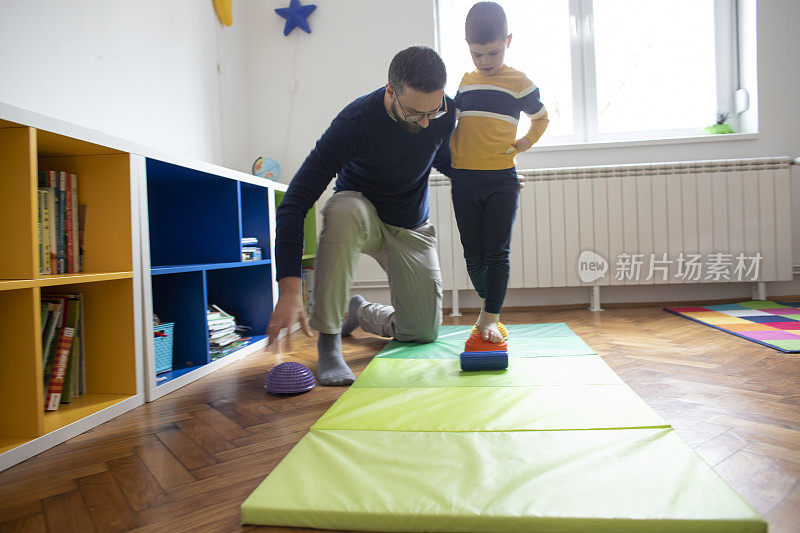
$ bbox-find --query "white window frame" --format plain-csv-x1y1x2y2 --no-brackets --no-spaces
435,0,740,145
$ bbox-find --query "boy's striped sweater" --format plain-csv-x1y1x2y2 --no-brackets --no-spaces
451,65,549,170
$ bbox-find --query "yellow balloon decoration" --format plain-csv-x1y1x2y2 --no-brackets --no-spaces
214,0,233,26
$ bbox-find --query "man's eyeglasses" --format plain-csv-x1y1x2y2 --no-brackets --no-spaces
391,87,447,123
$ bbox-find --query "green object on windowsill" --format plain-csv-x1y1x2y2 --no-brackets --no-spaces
705,112,735,134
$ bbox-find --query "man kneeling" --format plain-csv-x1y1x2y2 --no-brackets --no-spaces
266,45,455,385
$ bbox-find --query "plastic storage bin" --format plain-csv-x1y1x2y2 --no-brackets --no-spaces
153,322,175,374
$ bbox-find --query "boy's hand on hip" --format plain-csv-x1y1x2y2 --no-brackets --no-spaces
514,137,532,153
267,276,313,352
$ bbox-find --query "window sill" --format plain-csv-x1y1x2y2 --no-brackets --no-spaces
528,132,759,153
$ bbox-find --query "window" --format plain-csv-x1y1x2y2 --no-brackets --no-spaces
436,0,738,145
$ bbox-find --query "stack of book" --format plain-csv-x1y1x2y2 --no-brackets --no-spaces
207,305,251,361
241,237,262,261
37,170,84,274
41,293,85,410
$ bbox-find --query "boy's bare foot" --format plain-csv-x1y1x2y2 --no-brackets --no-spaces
476,309,503,343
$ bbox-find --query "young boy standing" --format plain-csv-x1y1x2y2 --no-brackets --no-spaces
450,1,549,342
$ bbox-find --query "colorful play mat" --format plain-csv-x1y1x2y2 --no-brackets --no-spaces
665,300,800,353
241,324,765,532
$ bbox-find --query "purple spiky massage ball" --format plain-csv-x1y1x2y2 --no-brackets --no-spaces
265,362,316,395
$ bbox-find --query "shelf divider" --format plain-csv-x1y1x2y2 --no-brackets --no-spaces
0,288,44,440
152,260,270,276
0,126,37,280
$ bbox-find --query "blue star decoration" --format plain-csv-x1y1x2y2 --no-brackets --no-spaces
275,0,317,36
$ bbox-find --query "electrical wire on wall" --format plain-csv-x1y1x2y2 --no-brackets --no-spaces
279,32,301,173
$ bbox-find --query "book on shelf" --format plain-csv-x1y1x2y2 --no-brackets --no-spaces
61,294,84,403
70,172,79,273
65,172,74,273
209,323,235,335
40,300,63,373
209,325,236,339
208,316,235,327
38,189,54,275
40,299,49,335
210,338,252,361
211,332,240,346
78,204,86,272
208,308,235,328
37,170,81,274
57,171,66,274
46,188,57,274
37,190,44,274
42,294,81,410
37,172,56,272
207,305,253,360
241,247,262,261
37,187,57,274
241,237,262,261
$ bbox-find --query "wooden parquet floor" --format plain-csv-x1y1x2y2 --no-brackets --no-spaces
1,305,799,533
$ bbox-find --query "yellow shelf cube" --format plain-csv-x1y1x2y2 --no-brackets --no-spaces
0,115,141,470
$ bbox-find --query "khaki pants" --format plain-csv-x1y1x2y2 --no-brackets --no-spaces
309,191,442,342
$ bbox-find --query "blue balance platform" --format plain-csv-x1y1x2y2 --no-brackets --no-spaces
460,351,509,371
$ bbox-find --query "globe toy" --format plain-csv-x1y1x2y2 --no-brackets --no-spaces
265,361,316,395
252,156,281,181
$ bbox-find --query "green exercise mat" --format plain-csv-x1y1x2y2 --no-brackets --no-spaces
354,355,624,388
313,385,669,432
376,324,597,359
242,429,763,533
242,323,765,532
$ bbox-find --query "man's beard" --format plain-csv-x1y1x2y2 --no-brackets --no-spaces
391,101,422,133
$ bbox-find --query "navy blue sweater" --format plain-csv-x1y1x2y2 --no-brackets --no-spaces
275,87,456,280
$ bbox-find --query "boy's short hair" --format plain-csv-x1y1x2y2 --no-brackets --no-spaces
388,45,447,94
465,1,508,44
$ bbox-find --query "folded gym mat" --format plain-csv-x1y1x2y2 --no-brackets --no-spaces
242,428,763,533
312,385,669,432
242,323,765,532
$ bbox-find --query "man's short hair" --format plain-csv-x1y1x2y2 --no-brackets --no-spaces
388,45,447,94
465,1,508,44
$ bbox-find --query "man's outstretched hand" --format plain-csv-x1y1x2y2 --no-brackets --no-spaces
266,276,313,352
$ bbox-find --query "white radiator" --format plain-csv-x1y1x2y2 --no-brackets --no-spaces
429,157,793,301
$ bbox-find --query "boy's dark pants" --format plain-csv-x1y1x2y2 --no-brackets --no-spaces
450,167,519,314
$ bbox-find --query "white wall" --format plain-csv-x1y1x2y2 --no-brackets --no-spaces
240,0,437,180
0,0,248,167
239,0,439,293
